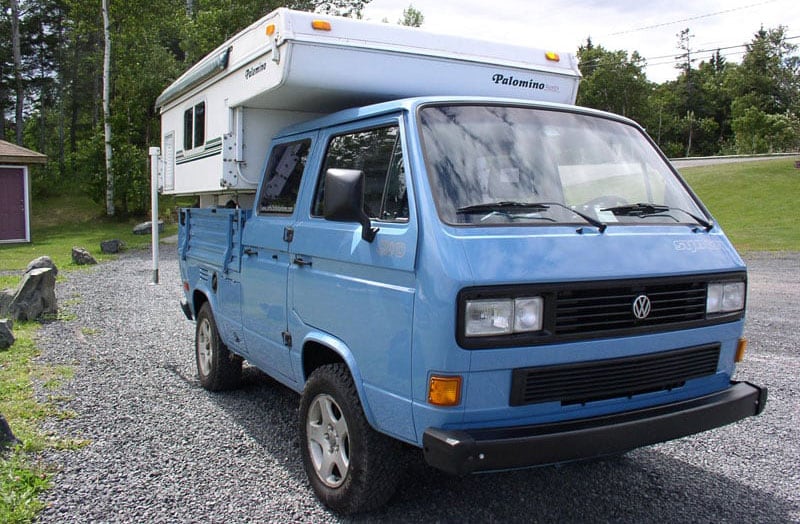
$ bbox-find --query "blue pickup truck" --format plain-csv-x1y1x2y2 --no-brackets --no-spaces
178,96,766,514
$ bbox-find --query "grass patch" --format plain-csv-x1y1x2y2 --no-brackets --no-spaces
0,453,49,523
0,322,77,523
0,191,178,287
680,158,800,251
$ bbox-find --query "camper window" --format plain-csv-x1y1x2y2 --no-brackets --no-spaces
183,102,206,151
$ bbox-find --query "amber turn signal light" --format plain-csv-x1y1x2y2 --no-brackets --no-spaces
428,375,462,406
735,338,747,362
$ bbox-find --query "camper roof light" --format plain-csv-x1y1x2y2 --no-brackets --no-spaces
266,24,276,36
545,51,560,62
311,20,332,31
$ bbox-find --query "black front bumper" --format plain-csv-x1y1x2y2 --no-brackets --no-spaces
423,381,766,476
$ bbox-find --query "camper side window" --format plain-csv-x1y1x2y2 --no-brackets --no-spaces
183,102,205,151
312,125,408,222
258,139,312,215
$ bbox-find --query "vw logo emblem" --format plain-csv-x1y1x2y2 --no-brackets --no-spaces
632,295,652,320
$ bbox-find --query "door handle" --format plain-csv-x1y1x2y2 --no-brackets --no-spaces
293,255,312,267
244,247,257,256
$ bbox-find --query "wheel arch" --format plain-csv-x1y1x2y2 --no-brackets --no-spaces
191,288,212,319
300,333,378,430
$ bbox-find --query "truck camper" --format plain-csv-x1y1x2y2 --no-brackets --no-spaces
155,8,581,203
161,7,766,516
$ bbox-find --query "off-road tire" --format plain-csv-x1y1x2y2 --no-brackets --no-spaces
299,363,404,515
195,302,242,391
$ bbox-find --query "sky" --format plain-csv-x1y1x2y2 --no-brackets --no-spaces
361,0,800,83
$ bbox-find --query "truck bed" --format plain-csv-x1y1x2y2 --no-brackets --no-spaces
179,207,250,276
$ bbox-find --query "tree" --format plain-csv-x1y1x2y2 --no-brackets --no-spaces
101,0,113,215
576,39,650,121
399,4,423,27
11,0,23,144
727,26,799,152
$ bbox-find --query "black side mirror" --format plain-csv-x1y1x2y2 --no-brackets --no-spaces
323,168,379,242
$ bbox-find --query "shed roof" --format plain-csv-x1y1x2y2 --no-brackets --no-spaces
0,140,47,164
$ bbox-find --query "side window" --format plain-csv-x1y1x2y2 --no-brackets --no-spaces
312,125,408,222
258,139,311,215
183,108,193,150
183,102,206,150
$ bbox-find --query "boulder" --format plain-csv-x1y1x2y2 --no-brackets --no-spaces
0,319,13,350
25,255,58,278
72,247,97,266
0,413,19,450
100,239,124,254
0,289,12,315
133,220,164,235
1,268,58,321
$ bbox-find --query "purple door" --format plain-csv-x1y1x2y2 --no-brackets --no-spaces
0,167,28,241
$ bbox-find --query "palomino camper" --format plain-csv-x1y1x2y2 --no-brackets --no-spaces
155,8,581,205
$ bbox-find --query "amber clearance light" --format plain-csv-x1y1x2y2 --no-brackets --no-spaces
311,19,332,31
428,375,462,407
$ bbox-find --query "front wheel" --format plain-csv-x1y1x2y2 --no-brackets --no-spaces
299,364,404,515
195,302,242,391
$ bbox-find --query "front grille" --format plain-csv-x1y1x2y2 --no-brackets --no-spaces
509,344,720,406
456,273,746,349
555,281,706,336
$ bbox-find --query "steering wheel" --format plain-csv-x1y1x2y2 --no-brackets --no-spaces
580,195,629,210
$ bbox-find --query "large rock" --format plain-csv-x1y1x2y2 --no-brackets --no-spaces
133,220,164,235
25,255,58,278
0,268,58,321
0,319,13,350
100,239,124,254
72,247,97,266
0,289,12,315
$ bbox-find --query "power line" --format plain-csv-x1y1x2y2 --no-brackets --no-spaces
605,0,780,37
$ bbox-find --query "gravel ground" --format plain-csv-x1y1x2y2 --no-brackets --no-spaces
32,249,799,523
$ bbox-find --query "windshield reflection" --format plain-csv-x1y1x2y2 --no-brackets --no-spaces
418,105,706,226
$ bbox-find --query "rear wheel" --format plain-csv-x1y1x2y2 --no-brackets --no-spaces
195,302,242,391
299,363,404,514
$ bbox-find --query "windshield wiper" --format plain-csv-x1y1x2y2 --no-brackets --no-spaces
458,201,606,232
602,203,714,231
457,201,549,213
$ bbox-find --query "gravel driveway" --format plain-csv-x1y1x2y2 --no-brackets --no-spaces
34,249,799,523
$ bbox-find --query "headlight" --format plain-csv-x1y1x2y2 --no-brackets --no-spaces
465,297,543,337
707,281,745,314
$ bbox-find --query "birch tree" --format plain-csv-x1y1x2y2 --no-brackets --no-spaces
102,0,113,215
11,0,23,144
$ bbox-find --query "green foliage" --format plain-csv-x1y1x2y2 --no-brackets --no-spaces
399,4,423,27
0,452,49,524
578,27,799,157
577,39,650,121
731,106,800,154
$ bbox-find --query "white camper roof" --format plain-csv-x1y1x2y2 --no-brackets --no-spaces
156,8,581,113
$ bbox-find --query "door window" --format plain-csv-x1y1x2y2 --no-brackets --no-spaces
312,125,408,222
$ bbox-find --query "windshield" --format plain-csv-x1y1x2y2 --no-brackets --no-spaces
418,104,707,227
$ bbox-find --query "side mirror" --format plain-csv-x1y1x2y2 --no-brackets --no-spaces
323,168,379,242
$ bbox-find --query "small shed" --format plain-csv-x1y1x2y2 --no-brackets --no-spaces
0,140,47,243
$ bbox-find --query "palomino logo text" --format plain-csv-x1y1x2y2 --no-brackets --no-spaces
491,74,560,92
245,62,267,80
